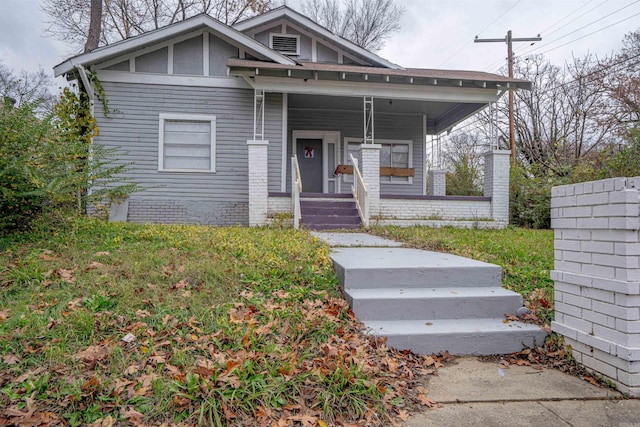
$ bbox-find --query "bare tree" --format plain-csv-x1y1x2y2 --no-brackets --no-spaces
476,55,618,176
42,0,273,52
442,132,485,195
0,61,56,115
301,0,404,52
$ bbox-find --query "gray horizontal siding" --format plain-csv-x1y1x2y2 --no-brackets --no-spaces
287,108,424,196
93,82,283,224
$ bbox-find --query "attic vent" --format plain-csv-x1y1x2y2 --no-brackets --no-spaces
270,34,300,56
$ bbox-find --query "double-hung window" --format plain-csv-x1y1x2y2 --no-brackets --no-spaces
158,113,216,172
343,138,412,184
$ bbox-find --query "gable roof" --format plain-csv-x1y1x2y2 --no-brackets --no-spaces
233,6,403,70
54,13,297,77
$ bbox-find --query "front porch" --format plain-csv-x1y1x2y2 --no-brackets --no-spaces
235,61,524,229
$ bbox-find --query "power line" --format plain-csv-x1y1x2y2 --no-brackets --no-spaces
484,2,640,73
536,0,598,37
519,0,640,56
438,0,522,67
536,11,640,56
513,0,606,58
537,53,640,94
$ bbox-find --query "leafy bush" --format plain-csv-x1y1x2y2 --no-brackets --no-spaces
0,102,56,232
509,164,567,229
0,83,138,236
445,155,483,196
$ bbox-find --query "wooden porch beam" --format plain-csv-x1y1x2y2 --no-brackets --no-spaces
335,165,415,177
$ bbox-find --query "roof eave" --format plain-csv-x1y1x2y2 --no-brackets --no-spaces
228,61,532,91
54,14,297,77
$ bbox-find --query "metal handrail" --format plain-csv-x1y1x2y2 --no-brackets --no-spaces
291,156,302,229
349,154,369,227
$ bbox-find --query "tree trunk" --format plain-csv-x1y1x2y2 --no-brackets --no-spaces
84,0,103,52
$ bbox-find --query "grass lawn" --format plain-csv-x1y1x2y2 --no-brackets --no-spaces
370,226,555,322
0,217,437,426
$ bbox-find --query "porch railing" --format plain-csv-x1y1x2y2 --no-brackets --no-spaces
291,155,302,229
349,154,369,227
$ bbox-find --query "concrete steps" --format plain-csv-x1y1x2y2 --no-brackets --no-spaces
331,247,547,356
345,287,523,321
364,318,547,356
300,197,362,231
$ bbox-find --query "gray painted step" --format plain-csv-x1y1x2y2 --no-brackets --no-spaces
303,224,361,231
332,248,502,289
302,215,361,225
346,287,523,321
301,206,359,216
363,318,547,356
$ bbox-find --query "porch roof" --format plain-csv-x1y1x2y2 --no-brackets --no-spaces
227,58,531,90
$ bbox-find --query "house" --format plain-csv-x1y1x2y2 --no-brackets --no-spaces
54,6,530,229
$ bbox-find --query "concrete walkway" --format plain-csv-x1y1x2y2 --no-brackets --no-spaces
312,233,640,427
406,357,638,427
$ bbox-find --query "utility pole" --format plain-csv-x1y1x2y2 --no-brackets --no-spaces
475,31,541,161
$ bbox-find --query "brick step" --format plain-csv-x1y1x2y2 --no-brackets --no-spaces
345,287,523,321
331,248,502,289
363,318,546,356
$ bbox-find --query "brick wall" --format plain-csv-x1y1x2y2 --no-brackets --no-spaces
484,150,510,223
126,198,248,225
378,198,492,222
359,144,381,216
428,170,446,196
551,176,640,396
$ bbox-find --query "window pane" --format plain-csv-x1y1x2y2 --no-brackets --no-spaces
162,119,212,171
380,145,391,167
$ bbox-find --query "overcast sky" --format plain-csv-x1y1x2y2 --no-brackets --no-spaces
1,0,639,89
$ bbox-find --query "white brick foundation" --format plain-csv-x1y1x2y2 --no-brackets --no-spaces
247,140,269,226
551,176,640,396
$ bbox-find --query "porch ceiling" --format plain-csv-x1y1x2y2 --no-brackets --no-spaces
288,94,486,135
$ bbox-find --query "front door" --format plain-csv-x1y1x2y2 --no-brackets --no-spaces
296,139,323,193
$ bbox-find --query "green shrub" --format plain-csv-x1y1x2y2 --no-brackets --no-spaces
509,164,567,229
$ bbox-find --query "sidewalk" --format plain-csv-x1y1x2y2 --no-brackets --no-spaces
406,357,638,427
312,232,640,427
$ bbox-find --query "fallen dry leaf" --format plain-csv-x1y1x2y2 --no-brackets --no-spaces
94,251,111,257
416,392,435,407
396,409,409,421
56,268,76,284
3,354,20,365
39,250,57,261
170,280,188,290
135,309,151,318
120,407,144,424
84,261,105,271
76,345,110,362
89,415,114,427
0,308,9,322
287,414,317,427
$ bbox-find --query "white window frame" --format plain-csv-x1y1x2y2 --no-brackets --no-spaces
158,113,217,173
343,138,413,185
269,33,300,56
